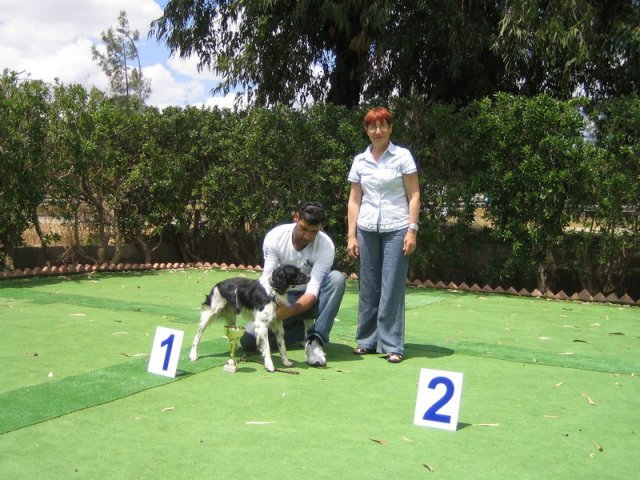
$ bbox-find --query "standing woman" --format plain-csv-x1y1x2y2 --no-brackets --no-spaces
347,107,420,363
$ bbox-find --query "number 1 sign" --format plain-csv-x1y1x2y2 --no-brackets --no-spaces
148,326,184,378
413,368,464,431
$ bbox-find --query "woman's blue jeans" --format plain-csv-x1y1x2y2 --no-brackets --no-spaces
356,227,408,355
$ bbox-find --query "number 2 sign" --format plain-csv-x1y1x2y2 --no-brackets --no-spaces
148,326,184,378
413,368,464,431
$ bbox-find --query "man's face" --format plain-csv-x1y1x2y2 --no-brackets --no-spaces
292,213,323,248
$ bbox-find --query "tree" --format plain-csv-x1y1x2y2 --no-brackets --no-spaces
152,1,639,108
493,0,640,99
150,0,388,108
471,93,592,290
369,1,508,103
151,1,511,108
580,95,640,293
0,71,51,270
92,10,151,106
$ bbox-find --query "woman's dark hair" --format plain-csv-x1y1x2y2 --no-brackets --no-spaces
298,201,326,225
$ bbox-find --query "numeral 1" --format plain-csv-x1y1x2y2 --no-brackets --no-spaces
160,334,175,371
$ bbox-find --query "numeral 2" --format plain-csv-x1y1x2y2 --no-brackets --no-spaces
423,376,455,423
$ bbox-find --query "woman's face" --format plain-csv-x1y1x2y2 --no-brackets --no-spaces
365,121,392,147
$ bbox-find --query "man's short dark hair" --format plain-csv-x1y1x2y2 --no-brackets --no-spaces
298,201,326,225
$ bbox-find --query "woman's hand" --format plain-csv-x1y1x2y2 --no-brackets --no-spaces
403,229,417,256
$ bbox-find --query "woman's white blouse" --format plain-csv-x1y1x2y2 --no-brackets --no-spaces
348,142,417,232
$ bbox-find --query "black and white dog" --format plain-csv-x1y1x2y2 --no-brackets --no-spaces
188,265,309,372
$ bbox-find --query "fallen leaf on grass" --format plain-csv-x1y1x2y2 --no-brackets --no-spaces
370,438,388,446
120,352,148,358
593,441,604,452
538,336,552,340
69,313,86,317
544,415,560,419
112,331,128,335
401,436,414,443
246,421,274,425
423,464,435,472
554,382,564,387
558,352,574,355
162,406,175,413
473,423,499,427
581,392,596,405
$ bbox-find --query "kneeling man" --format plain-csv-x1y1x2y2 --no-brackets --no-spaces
241,201,346,367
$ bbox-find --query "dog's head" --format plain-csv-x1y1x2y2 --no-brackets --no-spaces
269,264,310,294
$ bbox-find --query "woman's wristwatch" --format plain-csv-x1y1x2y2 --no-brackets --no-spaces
408,223,419,232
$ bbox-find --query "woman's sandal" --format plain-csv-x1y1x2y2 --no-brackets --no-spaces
353,347,376,355
387,353,403,363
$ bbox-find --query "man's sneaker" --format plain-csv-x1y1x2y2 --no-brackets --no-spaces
305,338,326,367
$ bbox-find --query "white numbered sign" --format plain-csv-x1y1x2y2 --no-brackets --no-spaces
413,368,464,431
148,326,184,378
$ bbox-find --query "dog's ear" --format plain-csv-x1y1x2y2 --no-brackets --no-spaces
270,266,289,291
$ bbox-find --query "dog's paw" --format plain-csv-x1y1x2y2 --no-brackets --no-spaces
189,351,198,362
281,358,293,367
264,359,275,372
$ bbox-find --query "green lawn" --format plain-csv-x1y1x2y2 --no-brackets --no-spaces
1,268,638,479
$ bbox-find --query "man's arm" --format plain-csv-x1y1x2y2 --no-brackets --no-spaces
276,293,317,321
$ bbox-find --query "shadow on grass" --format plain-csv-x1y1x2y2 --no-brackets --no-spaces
405,343,455,360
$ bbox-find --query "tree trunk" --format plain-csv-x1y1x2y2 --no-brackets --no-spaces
0,234,15,271
30,209,52,265
538,245,557,293
136,235,152,264
111,213,123,264
327,26,365,108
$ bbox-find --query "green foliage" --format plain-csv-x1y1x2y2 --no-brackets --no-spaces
471,93,594,287
494,0,640,99
150,1,506,107
0,71,51,268
579,94,640,292
2,74,640,294
151,1,638,108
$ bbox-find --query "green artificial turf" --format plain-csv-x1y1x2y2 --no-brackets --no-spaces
1,269,639,479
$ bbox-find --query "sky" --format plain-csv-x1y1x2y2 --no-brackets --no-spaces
0,0,239,109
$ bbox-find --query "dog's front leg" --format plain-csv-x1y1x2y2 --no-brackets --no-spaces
254,320,275,372
270,320,293,367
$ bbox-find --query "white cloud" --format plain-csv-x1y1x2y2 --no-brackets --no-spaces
0,0,234,108
144,63,206,109
168,55,221,83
